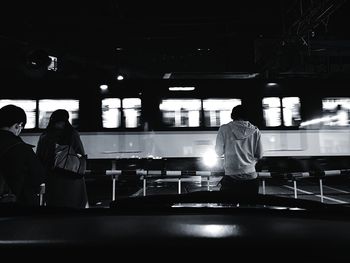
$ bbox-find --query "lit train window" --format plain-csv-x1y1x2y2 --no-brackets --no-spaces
0,100,36,129
263,97,301,127
322,98,350,126
47,56,58,71
263,97,281,127
122,98,141,128
203,99,241,127
160,99,201,127
38,99,79,129
102,98,121,128
282,97,301,127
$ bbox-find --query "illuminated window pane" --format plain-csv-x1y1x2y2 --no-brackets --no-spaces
38,99,79,129
160,99,201,127
48,56,58,71
203,99,241,127
282,97,301,127
102,98,121,128
263,97,281,127
0,100,36,129
322,98,350,126
123,98,141,128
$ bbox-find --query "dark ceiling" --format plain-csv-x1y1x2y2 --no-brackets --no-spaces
1,0,350,81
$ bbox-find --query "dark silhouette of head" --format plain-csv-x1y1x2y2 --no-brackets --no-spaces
0,104,27,128
231,105,248,121
50,109,69,123
47,109,71,131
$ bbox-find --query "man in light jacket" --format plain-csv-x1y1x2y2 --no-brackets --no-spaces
215,105,263,196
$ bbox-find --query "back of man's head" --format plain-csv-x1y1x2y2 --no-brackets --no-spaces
231,105,248,120
0,105,27,128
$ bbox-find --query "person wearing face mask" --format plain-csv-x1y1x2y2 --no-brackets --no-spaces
0,104,45,205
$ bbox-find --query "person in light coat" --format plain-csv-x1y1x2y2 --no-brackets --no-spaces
215,105,263,196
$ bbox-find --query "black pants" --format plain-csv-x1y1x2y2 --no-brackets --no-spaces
220,176,259,197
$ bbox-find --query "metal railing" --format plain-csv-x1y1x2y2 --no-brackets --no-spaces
136,170,214,196
258,169,350,202
81,168,350,204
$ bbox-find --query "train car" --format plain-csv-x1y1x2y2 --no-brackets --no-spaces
1,78,350,175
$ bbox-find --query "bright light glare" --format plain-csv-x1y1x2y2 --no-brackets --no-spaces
180,224,240,238
300,115,339,127
202,149,218,167
168,87,195,91
266,82,278,87
100,85,108,91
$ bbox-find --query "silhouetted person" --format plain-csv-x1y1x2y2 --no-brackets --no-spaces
215,105,263,197
0,104,45,205
36,109,88,208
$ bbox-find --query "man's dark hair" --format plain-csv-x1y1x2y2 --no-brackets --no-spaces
0,104,27,128
231,105,248,120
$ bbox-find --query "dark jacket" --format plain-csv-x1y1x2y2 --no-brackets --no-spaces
36,128,88,208
0,130,45,205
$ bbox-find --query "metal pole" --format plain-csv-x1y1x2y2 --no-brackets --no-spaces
294,180,298,199
112,159,116,170
207,176,210,191
39,194,43,206
39,183,45,206
178,178,181,194
319,178,324,203
111,160,117,201
143,178,146,196
112,176,116,201
262,179,266,195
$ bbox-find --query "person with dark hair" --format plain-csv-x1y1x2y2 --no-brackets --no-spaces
36,109,89,208
0,104,45,205
215,105,263,197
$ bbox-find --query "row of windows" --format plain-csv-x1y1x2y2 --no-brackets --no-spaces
1,97,349,129
0,99,79,129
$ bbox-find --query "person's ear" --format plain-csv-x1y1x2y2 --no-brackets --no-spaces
15,123,22,130
14,122,23,135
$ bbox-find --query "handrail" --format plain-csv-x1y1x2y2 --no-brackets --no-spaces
85,168,350,178
83,168,350,203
